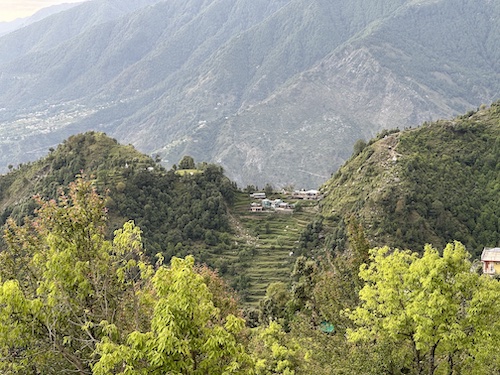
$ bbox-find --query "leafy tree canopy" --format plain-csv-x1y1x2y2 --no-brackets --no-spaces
348,242,500,375
0,132,237,269
93,256,253,375
0,178,151,374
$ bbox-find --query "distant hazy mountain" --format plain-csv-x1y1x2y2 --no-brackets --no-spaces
0,0,498,187
0,3,82,36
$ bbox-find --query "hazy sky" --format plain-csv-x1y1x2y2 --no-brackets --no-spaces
0,0,90,22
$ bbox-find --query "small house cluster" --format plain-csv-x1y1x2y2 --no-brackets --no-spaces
249,193,295,213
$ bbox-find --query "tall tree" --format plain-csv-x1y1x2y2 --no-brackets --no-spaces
178,155,196,170
348,242,500,375
93,255,253,375
0,178,151,374
312,217,370,332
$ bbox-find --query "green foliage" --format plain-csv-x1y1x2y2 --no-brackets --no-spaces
1,0,500,190
264,183,274,197
288,317,401,375
0,176,259,375
228,190,318,303
0,178,152,374
259,282,291,325
93,256,253,375
348,242,500,374
256,219,370,331
309,219,370,333
0,132,237,270
178,155,196,170
195,264,242,321
288,256,318,315
321,103,500,257
297,218,323,252
351,139,367,157
111,161,235,262
392,107,500,255
250,321,306,375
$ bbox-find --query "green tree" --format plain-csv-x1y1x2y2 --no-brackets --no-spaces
264,183,273,197
288,256,317,314
348,242,500,375
93,256,253,375
250,321,306,375
259,282,291,324
178,155,195,170
0,178,151,374
351,139,367,157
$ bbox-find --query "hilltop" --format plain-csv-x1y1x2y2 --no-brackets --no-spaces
0,132,236,262
0,132,318,302
319,102,500,257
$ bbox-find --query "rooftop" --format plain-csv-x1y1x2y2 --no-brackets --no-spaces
481,247,500,262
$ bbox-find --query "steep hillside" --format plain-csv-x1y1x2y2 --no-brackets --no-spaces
210,0,500,187
0,0,162,65
320,102,500,257
0,132,314,302
0,0,498,188
0,3,80,36
0,132,236,263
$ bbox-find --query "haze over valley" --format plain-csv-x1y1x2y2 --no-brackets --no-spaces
0,0,499,187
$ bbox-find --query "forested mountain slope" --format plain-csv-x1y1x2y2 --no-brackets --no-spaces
0,132,236,264
0,0,498,188
0,2,80,37
0,132,315,302
320,102,500,257
0,0,163,64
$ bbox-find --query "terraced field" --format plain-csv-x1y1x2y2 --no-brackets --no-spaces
227,192,318,305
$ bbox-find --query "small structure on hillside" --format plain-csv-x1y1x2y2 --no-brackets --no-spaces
291,189,321,200
481,247,500,275
250,192,266,199
249,198,294,213
250,203,263,212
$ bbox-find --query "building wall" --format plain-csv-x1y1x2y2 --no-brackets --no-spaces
494,263,500,274
482,261,500,275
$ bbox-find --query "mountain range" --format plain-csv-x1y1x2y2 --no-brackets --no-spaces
0,0,499,187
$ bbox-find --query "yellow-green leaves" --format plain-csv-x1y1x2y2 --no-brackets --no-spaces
250,321,306,375
0,177,151,374
348,241,500,374
94,256,253,375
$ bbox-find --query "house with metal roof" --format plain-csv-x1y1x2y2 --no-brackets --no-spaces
481,247,500,275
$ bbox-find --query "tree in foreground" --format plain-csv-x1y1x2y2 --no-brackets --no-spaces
348,242,500,375
0,178,151,374
93,255,254,375
250,320,307,375
0,176,308,375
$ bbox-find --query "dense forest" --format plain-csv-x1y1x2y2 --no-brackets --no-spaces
1,104,500,373
0,132,237,263
1,178,500,374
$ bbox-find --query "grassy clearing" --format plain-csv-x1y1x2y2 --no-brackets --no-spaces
175,169,203,176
